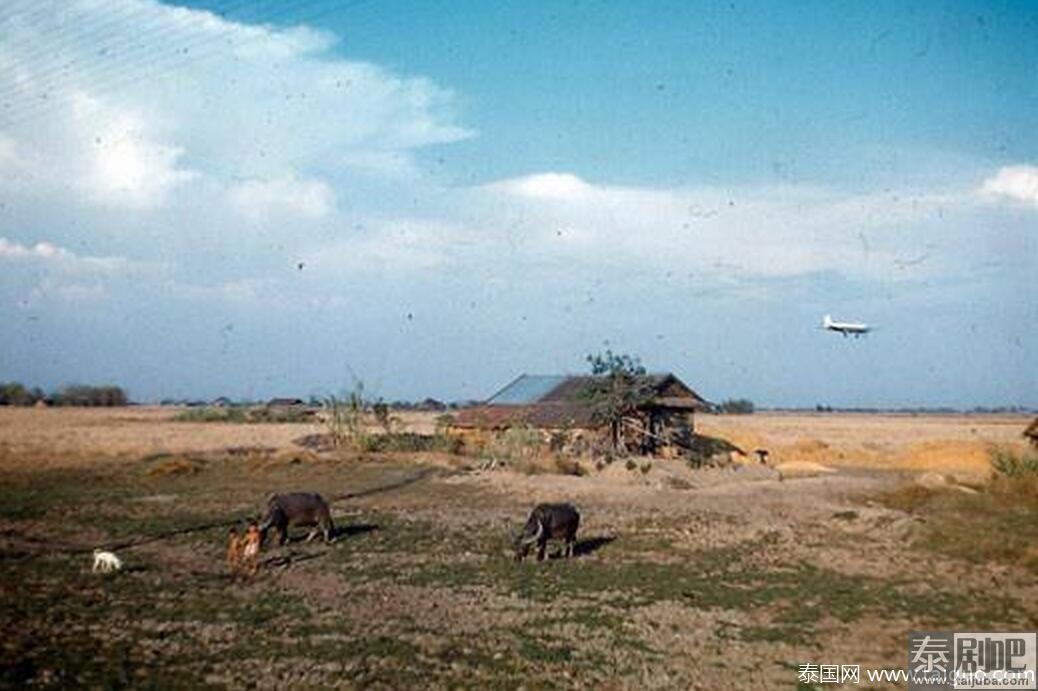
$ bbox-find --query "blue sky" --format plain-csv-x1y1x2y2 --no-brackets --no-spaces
1,0,1035,406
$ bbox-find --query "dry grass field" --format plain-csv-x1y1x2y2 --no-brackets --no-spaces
698,412,1030,476
1,407,1035,689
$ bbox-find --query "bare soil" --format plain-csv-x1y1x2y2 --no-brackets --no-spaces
0,408,1034,689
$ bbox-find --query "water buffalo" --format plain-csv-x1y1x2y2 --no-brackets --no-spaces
514,503,580,562
259,492,335,545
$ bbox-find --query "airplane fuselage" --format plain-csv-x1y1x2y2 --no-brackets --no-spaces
823,314,870,337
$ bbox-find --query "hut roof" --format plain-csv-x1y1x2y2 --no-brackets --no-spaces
267,397,305,407
454,373,708,430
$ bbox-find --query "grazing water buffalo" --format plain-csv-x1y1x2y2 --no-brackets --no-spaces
259,492,335,545
514,503,580,562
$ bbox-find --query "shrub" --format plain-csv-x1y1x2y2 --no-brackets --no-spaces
683,434,741,468
553,455,586,476
434,414,455,434
485,427,545,473
324,387,369,450
989,445,1038,479
360,432,464,454
371,400,400,434
174,407,248,423
246,407,316,424
988,446,1038,501
173,406,315,424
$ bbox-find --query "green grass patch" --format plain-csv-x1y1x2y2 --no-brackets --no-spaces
881,483,1038,572
173,406,315,424
990,445,1038,479
517,635,573,664
0,467,140,522
358,432,464,454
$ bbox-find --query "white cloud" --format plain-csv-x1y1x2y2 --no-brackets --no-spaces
980,165,1038,207
0,0,473,206
0,237,71,259
0,236,168,308
0,2,1026,326
0,93,197,209
71,93,197,208
300,219,459,273
228,176,334,221
339,150,419,177
0,236,161,276
474,172,940,279
488,172,594,200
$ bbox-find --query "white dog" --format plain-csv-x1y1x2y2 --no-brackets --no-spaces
92,548,122,573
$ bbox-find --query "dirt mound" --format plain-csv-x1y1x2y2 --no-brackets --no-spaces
914,471,979,494
571,457,778,490
773,460,836,479
145,454,207,477
293,433,335,451
594,458,659,486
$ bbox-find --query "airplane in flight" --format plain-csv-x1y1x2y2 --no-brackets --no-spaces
822,314,871,337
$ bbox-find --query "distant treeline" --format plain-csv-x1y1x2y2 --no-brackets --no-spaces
714,398,756,414
160,396,465,411
769,404,1035,414
0,382,128,407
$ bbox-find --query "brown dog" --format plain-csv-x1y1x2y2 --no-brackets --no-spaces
241,522,261,576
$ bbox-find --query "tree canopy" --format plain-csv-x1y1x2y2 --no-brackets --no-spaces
583,350,657,450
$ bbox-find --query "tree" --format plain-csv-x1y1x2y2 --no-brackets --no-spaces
371,399,399,434
583,350,657,452
0,382,32,406
52,384,127,407
718,398,755,414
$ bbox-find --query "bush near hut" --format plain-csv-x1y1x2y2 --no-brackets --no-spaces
990,445,1038,479
988,445,1038,501
483,426,550,473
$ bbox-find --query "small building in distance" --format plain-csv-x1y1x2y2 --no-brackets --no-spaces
267,397,305,408
450,373,709,456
